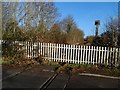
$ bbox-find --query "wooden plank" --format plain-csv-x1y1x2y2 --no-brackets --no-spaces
109,47,113,66
53,44,55,62
45,43,47,60
61,44,63,62
91,46,93,64
70,45,73,63
104,47,107,64
32,42,34,58
92,46,95,65
41,43,42,55
31,42,32,59
115,48,118,66
51,44,53,61
85,46,88,64
118,48,120,66
98,46,101,64
50,43,52,60
78,46,80,64
38,42,40,56
101,47,104,64
96,46,98,64
56,44,58,62
47,43,49,60
73,45,75,64
88,46,91,64
75,45,78,64
68,45,70,63
65,44,68,63
83,46,85,64
26,41,28,59
80,46,83,64
62,44,65,62
58,44,60,62
106,47,109,65
43,43,45,57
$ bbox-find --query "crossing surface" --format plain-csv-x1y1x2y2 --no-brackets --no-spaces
2,65,120,89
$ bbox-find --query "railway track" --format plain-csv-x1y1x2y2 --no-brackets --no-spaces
1,64,37,82
2,62,73,90
63,74,71,90
38,62,72,90
38,73,71,90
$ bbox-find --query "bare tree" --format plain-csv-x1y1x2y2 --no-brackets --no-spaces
104,17,118,47
60,15,77,33
66,29,84,45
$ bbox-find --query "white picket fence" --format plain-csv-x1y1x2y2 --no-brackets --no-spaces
9,41,119,66
2,40,120,65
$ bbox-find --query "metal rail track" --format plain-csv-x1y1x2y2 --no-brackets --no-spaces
38,73,71,90
38,73,58,90
38,63,72,90
63,74,71,90
1,64,36,82
2,62,72,90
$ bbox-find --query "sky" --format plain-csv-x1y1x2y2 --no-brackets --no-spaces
2,0,120,2
1,1,118,38
55,2,118,38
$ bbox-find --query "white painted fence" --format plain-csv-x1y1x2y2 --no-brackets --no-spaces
11,41,120,66
2,41,120,65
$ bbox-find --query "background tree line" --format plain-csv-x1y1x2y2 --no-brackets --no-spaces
2,2,84,45
2,2,120,47
85,17,120,47
1,2,120,66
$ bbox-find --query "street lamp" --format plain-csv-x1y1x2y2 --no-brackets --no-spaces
95,20,100,37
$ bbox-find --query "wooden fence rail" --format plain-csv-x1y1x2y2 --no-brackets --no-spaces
2,40,120,66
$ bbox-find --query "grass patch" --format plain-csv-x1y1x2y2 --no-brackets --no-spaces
0,57,10,65
42,59,60,67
